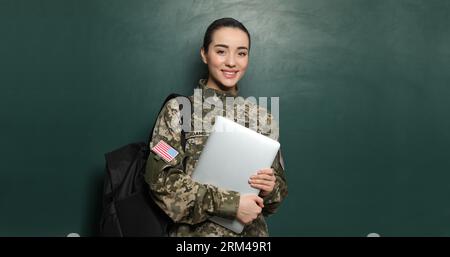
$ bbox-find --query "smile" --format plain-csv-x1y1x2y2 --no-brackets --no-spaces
221,70,238,79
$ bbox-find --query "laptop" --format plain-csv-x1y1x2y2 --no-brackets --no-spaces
191,116,280,233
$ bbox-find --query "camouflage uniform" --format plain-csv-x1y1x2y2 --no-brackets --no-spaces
144,79,288,236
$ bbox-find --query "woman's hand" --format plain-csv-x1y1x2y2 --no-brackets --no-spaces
236,194,264,224
249,168,276,197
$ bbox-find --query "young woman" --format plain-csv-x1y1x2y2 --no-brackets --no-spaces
145,18,288,236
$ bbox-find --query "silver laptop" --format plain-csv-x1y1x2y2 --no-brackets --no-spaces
191,116,280,233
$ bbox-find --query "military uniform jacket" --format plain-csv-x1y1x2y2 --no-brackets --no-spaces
144,79,288,236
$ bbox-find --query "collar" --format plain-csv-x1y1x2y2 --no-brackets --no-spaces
198,78,239,99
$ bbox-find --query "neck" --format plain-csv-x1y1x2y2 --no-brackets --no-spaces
206,76,237,95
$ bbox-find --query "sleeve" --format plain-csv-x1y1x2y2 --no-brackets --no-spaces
260,113,288,216
144,98,240,225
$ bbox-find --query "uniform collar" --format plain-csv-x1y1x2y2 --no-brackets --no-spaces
198,78,239,99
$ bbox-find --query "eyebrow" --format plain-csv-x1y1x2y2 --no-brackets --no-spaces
213,44,248,50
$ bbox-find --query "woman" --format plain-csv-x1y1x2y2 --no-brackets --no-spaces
144,17,288,236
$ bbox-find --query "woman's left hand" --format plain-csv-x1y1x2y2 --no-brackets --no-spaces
249,168,276,197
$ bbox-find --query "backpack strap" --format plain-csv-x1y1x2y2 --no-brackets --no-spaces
146,93,191,151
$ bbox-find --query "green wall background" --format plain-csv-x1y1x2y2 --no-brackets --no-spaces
1,0,450,236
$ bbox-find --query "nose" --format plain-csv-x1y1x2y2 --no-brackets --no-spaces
225,54,236,68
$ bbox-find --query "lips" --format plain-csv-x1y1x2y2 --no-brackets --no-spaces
221,69,238,79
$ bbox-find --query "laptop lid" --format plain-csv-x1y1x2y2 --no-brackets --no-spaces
191,116,280,233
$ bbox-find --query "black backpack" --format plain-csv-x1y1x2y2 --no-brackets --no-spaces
99,93,189,237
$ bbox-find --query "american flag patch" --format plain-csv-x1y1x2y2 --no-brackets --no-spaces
151,140,179,163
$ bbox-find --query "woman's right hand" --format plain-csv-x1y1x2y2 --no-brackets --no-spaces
236,194,264,224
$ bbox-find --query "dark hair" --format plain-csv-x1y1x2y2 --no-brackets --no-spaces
202,17,251,53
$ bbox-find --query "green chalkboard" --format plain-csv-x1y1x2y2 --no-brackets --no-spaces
1,0,450,236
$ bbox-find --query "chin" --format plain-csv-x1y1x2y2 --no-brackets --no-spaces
217,75,241,89
219,79,238,88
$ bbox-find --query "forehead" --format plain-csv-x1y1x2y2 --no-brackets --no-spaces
211,27,249,48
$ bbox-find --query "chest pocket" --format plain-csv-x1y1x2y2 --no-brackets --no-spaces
184,131,209,159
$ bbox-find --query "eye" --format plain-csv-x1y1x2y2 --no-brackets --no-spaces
216,50,225,55
239,52,247,57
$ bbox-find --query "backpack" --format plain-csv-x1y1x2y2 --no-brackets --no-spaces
99,93,189,237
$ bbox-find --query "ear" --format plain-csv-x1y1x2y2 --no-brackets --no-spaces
200,47,208,64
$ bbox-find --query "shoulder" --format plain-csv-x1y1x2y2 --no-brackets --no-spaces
260,111,279,141
159,97,187,122
158,98,182,131
244,99,279,141
163,98,181,112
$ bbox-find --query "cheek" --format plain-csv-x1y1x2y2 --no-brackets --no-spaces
208,62,222,75
208,54,225,68
239,58,249,71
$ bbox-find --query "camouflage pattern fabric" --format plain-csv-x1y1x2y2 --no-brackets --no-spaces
144,79,288,236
